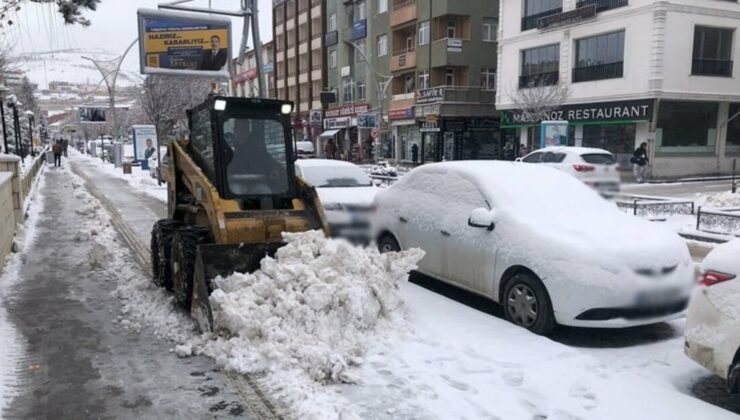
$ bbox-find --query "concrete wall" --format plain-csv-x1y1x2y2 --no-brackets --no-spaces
0,154,22,223
0,172,14,263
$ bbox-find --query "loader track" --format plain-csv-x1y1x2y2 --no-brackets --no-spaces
70,162,287,420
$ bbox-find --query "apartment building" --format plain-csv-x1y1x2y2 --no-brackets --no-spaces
321,0,501,163
497,0,740,178
231,41,275,98
272,0,326,143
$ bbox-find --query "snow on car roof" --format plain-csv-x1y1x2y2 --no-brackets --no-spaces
533,146,613,155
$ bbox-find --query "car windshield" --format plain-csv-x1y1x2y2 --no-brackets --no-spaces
581,153,616,165
300,165,373,188
223,117,290,196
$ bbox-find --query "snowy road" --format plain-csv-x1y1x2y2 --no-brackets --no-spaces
0,162,254,419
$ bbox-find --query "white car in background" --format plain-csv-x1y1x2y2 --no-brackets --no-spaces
295,159,379,243
685,239,740,393
295,141,316,159
372,161,693,335
519,146,621,192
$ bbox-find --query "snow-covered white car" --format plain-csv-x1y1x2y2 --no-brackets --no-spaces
519,146,621,192
372,161,694,335
295,159,379,242
685,239,740,393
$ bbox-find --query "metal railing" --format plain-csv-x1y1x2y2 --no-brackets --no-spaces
696,206,740,236
572,61,624,83
575,0,628,12
608,193,695,217
519,71,559,89
692,58,734,77
392,46,416,56
521,8,562,31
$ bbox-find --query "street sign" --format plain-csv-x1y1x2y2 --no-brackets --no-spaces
371,128,380,138
137,8,232,78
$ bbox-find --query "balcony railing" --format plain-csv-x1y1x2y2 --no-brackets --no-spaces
521,8,562,31
518,72,559,89
575,0,628,13
391,0,417,27
391,48,417,72
572,61,624,83
692,58,734,77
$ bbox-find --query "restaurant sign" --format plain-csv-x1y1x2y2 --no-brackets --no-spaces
501,99,654,126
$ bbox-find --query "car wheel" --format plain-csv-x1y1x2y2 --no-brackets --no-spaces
729,361,740,394
503,272,555,335
378,234,400,253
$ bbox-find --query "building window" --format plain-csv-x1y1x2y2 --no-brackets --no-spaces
692,26,734,77
573,30,624,83
377,34,388,57
520,44,559,88
418,70,429,90
355,39,366,62
657,101,718,153
482,18,497,42
445,68,455,86
330,49,337,68
522,0,562,31
356,1,366,21
446,19,456,39
343,77,354,102
404,74,415,93
419,21,430,46
378,0,387,14
357,82,366,101
480,67,496,90
329,13,337,31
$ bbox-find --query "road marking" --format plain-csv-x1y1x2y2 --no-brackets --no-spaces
70,162,285,420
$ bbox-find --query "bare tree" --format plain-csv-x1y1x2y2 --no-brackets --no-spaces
0,0,101,27
508,79,571,124
138,75,212,143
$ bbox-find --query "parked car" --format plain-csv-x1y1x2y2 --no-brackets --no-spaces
685,239,740,393
372,161,693,335
295,159,379,243
519,146,621,192
295,141,316,159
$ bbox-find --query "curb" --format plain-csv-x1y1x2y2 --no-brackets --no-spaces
70,161,287,420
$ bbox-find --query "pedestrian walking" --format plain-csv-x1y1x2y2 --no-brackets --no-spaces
631,142,649,183
52,140,63,167
411,143,419,166
62,139,69,157
324,139,336,160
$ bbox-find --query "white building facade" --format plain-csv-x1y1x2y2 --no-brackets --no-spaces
496,0,740,178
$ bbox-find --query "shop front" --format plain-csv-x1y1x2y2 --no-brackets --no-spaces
390,107,420,164
320,103,369,161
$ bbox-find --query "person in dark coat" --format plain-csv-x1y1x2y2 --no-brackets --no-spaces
411,143,419,165
199,35,228,71
632,142,649,183
62,139,69,157
52,140,63,167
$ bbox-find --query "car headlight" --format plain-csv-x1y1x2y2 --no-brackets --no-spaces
324,202,343,211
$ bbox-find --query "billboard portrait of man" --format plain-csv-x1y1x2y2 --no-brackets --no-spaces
200,35,228,71
144,139,156,159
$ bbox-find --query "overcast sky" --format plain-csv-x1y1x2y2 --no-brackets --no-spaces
6,0,273,72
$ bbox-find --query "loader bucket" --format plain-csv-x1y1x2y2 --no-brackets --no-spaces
191,242,284,333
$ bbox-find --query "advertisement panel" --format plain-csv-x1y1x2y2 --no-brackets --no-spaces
138,9,232,78
540,121,568,148
79,105,107,123
132,125,159,164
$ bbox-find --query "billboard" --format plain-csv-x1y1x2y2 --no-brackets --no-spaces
540,120,568,148
132,125,158,162
79,105,107,123
138,9,232,78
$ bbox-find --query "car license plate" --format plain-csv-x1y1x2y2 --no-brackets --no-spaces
635,287,684,307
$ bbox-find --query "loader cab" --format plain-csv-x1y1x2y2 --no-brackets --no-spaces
187,96,297,210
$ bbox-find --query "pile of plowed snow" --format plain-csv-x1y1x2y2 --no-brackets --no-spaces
188,231,424,384
702,191,740,208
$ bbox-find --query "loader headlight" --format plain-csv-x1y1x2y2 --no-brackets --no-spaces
281,103,293,114
214,99,227,111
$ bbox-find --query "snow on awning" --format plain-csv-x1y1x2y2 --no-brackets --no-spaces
319,129,340,138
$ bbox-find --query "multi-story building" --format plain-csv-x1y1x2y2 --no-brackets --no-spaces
321,0,501,163
497,0,740,178
273,0,326,143
231,41,275,98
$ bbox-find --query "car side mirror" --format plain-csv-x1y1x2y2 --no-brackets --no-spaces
515,157,523,162
468,208,496,231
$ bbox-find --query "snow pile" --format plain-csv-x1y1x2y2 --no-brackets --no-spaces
368,161,398,178
198,231,423,384
701,191,740,208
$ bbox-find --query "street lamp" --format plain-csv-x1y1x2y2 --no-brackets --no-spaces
6,95,23,163
24,110,35,157
0,85,8,154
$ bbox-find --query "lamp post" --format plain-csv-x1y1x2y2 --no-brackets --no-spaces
24,110,35,157
7,95,23,163
0,85,8,154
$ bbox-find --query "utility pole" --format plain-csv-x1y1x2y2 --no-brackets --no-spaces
10,101,23,163
0,85,7,154
25,111,35,157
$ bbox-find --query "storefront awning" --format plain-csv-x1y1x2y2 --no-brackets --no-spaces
319,129,341,138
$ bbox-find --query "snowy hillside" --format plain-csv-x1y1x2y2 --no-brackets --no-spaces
15,49,142,90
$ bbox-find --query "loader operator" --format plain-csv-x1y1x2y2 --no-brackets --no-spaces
225,118,288,195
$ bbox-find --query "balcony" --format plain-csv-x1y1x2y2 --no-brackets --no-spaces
692,58,734,77
575,0,628,13
391,1,417,28
518,72,559,89
572,61,623,83
414,86,496,118
521,8,562,31
391,48,417,72
430,38,471,68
